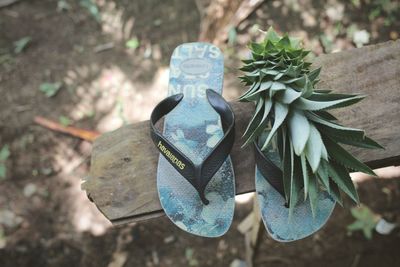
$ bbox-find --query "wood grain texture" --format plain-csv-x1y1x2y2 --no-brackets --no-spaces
83,40,400,224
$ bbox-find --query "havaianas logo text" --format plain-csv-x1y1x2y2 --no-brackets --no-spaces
158,141,186,170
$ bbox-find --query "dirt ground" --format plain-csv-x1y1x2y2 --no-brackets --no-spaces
0,0,399,266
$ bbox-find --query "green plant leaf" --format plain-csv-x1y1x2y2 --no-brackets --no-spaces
329,179,343,206
39,82,62,98
317,160,330,192
238,75,253,85
288,110,310,155
301,75,313,97
261,102,288,150
282,128,291,202
236,28,378,216
270,81,286,91
347,205,379,240
314,89,332,93
300,153,309,200
59,116,72,127
269,81,286,97
289,152,302,219
242,99,273,147
239,81,260,101
308,173,318,218
242,59,253,64
185,247,199,266
328,161,359,203
324,137,376,176
289,37,301,49
321,129,383,149
308,67,321,82
264,40,276,52
14,36,31,54
273,72,285,81
293,95,365,111
276,88,302,104
260,81,273,91
240,64,255,72
242,97,264,140
0,145,10,161
126,37,140,50
280,76,303,85
249,42,264,54
79,0,101,22
294,74,306,87
283,64,299,77
304,123,325,173
278,34,291,49
261,69,280,76
253,60,267,66
265,27,281,43
244,81,272,99
313,110,338,121
277,127,284,161
228,27,237,46
308,92,358,101
306,112,365,140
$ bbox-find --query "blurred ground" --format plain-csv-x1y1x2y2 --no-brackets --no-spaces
0,0,399,266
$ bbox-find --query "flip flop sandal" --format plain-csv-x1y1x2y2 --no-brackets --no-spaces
254,132,336,242
150,42,236,237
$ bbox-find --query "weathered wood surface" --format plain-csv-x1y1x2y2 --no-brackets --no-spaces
83,40,400,225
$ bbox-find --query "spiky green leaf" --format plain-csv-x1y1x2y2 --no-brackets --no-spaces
317,160,330,193
242,97,264,139
289,149,302,220
261,102,289,150
306,112,365,140
293,95,365,111
282,127,291,202
242,99,273,147
321,129,383,149
238,28,383,215
304,123,326,173
288,110,310,155
300,154,309,200
265,27,281,43
276,88,302,104
324,137,376,176
329,179,343,206
308,173,318,218
328,161,359,203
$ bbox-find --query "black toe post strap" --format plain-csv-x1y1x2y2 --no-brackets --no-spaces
200,89,235,203
150,90,235,205
253,141,285,198
150,93,196,182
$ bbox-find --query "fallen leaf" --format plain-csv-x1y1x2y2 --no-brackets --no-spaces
14,36,31,54
39,82,63,98
125,37,139,50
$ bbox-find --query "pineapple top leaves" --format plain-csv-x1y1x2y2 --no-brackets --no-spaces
239,27,383,217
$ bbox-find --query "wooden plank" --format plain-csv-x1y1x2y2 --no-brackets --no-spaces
82,40,400,224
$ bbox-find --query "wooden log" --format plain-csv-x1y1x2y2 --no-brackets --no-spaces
82,40,400,225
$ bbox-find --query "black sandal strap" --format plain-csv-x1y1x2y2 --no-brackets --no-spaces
150,89,235,205
150,93,196,183
254,141,285,197
200,90,235,201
